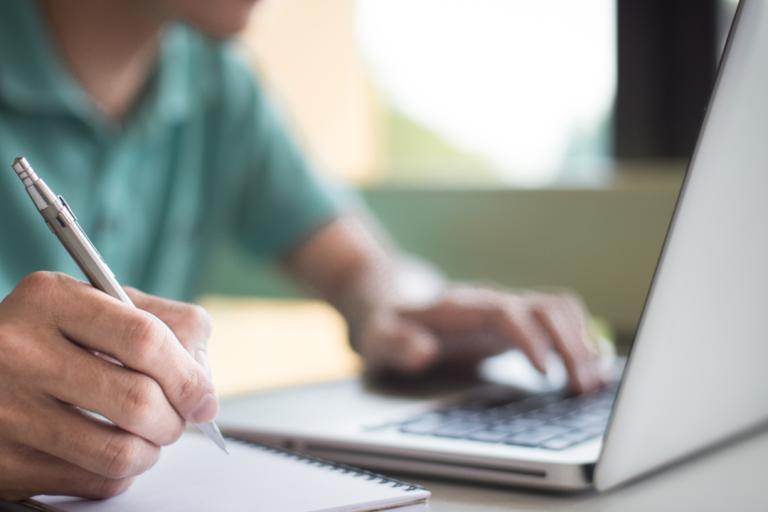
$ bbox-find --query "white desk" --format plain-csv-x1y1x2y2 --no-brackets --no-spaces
420,429,768,511
2,427,764,512
202,297,768,510
1,297,765,511
220,379,768,512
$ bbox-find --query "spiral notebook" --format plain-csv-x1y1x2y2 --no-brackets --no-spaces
30,433,430,512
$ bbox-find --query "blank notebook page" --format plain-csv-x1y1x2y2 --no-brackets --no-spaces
33,434,430,512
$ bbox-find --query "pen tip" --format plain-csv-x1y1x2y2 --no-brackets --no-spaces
194,421,230,454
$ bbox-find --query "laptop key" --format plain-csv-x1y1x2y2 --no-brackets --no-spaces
540,436,578,450
431,421,483,438
504,425,572,447
489,418,542,433
399,415,447,435
466,429,512,443
540,429,603,450
554,414,606,430
438,408,481,420
393,385,617,448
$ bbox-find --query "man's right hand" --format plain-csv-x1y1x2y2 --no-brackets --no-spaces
0,272,219,501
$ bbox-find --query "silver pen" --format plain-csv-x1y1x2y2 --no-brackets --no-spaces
10,156,228,454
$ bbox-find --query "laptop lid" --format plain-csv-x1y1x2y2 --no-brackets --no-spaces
595,0,768,491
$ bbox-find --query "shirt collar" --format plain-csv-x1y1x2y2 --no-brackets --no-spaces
0,0,196,132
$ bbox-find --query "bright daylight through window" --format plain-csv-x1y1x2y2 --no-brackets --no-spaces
241,0,616,187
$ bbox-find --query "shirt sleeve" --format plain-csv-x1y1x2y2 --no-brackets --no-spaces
217,49,345,260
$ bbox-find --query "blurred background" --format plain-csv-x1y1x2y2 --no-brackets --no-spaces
204,0,740,354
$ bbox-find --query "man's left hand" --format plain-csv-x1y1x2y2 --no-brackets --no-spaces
355,287,605,394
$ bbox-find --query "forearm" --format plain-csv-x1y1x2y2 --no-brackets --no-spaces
281,215,443,340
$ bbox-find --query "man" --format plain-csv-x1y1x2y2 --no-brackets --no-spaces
0,0,605,501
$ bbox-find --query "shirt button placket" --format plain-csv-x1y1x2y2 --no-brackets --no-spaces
93,138,132,279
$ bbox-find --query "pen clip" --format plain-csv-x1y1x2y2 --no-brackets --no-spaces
58,195,77,221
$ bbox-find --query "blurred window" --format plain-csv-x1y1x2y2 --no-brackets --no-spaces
240,0,616,187
356,0,616,186
240,1,734,187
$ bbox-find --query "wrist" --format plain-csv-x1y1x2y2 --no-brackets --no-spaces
338,256,446,351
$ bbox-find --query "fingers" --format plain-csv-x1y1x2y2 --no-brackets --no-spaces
559,294,600,357
62,303,217,423
0,443,134,501
530,293,603,393
7,397,160,481
400,291,550,372
397,287,604,393
38,334,184,445
18,273,217,424
0,273,200,500
488,302,550,373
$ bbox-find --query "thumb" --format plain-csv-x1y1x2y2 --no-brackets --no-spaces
361,319,441,375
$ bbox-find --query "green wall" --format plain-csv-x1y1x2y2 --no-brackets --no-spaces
205,171,683,342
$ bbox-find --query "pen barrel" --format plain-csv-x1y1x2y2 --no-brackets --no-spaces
40,204,133,306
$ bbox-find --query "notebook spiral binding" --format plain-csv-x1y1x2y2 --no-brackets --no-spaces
227,436,425,492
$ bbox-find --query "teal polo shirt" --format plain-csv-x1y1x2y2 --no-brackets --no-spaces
0,0,342,300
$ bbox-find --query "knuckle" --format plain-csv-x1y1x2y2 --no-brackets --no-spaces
16,271,63,299
125,314,164,363
187,305,212,340
551,294,572,311
530,299,553,321
121,376,159,429
177,367,206,405
102,435,143,479
528,298,545,316
491,306,514,328
548,294,569,311
19,270,57,288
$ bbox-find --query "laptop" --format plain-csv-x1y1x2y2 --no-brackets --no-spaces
218,0,768,492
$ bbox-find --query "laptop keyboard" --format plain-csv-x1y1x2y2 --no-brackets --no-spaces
394,384,617,451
